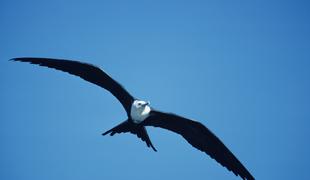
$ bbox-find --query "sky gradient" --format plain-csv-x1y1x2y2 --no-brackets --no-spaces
1,0,310,180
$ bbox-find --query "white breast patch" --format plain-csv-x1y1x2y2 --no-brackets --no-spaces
130,102,151,124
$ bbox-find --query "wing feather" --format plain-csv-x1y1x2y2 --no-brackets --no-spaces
11,57,134,115
142,110,254,180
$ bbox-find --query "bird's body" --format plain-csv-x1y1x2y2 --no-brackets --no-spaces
12,57,254,180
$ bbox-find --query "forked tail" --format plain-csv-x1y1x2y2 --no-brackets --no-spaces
102,120,157,151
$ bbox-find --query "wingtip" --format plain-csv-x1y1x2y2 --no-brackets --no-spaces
102,130,111,136
9,58,18,61
10,57,27,62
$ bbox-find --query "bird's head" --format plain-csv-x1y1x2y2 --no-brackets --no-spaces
131,100,151,123
134,100,150,108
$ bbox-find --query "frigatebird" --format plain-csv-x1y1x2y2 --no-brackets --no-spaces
11,57,254,180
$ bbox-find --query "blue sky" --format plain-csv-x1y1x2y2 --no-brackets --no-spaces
1,0,310,179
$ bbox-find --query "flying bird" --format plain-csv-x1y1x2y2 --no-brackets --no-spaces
11,57,254,180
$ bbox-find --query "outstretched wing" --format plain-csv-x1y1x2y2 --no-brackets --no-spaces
11,57,134,115
102,120,157,151
142,110,254,180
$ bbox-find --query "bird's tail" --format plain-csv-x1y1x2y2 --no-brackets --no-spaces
102,120,157,151
102,120,131,136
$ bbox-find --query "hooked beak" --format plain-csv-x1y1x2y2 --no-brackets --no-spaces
143,101,150,106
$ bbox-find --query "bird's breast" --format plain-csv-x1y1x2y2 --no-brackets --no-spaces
131,105,151,124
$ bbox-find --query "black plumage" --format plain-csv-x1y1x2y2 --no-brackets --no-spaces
12,57,254,180
12,57,134,115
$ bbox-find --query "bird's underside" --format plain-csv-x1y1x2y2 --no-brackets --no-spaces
11,57,255,180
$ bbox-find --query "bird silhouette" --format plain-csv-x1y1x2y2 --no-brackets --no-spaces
12,57,254,180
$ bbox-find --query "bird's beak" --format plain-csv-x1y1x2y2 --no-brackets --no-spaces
143,101,150,106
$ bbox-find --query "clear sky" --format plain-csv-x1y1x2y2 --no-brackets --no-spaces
1,0,310,180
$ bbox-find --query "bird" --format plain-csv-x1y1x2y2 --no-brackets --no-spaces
11,57,255,180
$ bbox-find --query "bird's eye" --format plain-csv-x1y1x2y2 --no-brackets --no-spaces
138,103,142,106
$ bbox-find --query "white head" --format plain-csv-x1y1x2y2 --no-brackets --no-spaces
130,100,151,124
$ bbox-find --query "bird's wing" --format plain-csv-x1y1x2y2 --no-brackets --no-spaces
11,57,134,115
102,120,157,151
142,110,254,180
